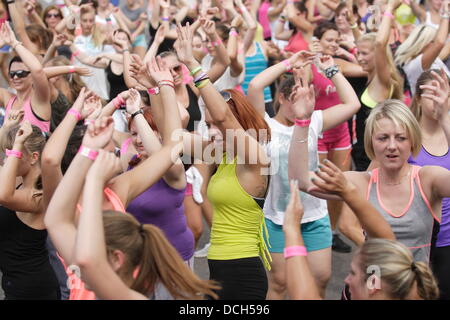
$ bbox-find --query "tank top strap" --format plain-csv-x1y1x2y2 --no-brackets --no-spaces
4,95,17,117
411,165,441,223
366,169,378,200
104,187,126,213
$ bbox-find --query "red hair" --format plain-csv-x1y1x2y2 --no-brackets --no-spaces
225,89,271,143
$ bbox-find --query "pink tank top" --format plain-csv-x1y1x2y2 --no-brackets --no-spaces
5,96,50,133
258,1,272,40
311,65,348,138
284,31,309,53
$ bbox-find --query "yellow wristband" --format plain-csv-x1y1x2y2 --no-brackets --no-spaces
196,79,210,89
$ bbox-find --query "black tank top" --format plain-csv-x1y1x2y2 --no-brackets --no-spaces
186,85,202,132
0,206,59,299
106,61,128,103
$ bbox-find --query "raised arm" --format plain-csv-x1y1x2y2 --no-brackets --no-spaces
409,0,426,23
41,88,95,210
419,69,450,146
287,68,341,201
317,55,361,131
0,121,43,213
2,22,51,121
69,43,110,68
44,117,115,264
421,1,450,70
283,180,322,300
110,57,184,205
228,16,244,77
201,19,231,83
175,23,268,166
236,0,257,53
374,0,401,90
248,51,315,117
75,150,146,300
286,2,314,34
7,2,39,53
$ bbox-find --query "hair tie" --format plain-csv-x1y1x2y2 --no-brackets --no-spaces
139,223,145,234
411,262,417,272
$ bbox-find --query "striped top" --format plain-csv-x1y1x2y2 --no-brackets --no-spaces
241,42,272,103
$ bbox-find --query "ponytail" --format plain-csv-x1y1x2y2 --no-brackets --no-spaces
412,262,439,300
103,211,220,299
136,224,220,300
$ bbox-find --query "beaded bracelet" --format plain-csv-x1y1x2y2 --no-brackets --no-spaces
324,65,339,79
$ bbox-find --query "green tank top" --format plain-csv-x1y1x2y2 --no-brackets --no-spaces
207,153,272,270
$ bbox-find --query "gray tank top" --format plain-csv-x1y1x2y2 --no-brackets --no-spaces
366,166,439,262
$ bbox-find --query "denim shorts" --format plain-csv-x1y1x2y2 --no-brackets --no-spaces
265,215,332,253
132,34,147,48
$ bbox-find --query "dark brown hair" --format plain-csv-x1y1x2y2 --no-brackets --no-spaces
103,211,220,299
410,69,444,122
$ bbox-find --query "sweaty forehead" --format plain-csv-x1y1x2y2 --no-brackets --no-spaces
10,62,28,71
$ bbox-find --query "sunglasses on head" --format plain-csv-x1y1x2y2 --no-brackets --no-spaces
46,13,61,18
220,91,231,102
9,70,31,79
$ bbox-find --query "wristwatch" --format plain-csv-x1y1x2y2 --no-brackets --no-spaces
131,109,144,120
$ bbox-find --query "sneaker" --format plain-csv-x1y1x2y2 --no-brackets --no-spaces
332,234,352,253
194,243,211,258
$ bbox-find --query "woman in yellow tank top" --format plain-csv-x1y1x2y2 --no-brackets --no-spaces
175,24,272,299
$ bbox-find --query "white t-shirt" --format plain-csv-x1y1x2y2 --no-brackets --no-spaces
74,35,115,100
201,54,243,92
403,54,450,96
263,111,328,225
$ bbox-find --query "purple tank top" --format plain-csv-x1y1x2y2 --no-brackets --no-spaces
408,146,450,247
126,165,194,261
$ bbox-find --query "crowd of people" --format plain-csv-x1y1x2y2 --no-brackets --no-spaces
0,0,449,301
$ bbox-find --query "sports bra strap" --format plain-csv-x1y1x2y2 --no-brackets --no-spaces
104,187,126,213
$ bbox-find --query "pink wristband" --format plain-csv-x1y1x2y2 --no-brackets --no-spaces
229,30,238,37
282,59,292,71
78,145,99,161
284,245,307,259
72,50,80,57
383,11,395,19
68,108,81,121
69,66,76,73
295,118,311,127
5,149,23,159
114,96,125,109
213,39,222,47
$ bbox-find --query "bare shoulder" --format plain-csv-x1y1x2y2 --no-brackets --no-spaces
344,170,370,189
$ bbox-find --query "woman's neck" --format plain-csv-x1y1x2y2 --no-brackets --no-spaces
379,162,411,185
420,115,442,136
15,87,32,101
274,110,293,126
22,165,41,190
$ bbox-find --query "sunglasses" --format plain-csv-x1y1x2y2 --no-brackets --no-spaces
9,70,31,79
170,65,182,73
46,13,62,18
220,91,231,102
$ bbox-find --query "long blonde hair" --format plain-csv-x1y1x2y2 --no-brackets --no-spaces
80,7,105,48
358,239,439,300
394,25,436,67
357,33,404,100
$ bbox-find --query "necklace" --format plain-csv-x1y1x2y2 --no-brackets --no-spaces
380,169,411,186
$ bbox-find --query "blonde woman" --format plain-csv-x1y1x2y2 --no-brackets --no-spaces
290,98,450,264
395,1,450,96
